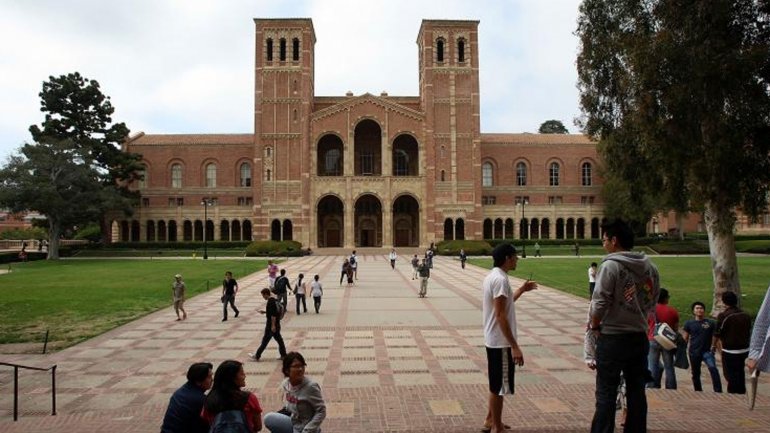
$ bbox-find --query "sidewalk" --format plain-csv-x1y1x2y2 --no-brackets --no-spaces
0,255,767,432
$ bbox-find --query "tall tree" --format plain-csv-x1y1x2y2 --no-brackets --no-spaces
576,0,770,312
0,73,142,259
538,119,569,134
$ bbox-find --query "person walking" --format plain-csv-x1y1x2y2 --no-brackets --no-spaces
268,260,278,289
426,248,434,269
310,274,323,314
411,254,420,280
339,259,348,286
250,288,288,362
417,258,430,298
588,219,660,433
714,291,752,394
682,301,722,392
221,271,240,322
534,242,541,258
460,248,467,269
482,243,537,433
172,274,187,321
350,250,358,280
273,269,290,308
389,249,398,270
647,288,678,389
588,262,598,298
294,273,308,315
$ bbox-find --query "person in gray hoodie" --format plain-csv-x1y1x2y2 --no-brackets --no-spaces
264,352,326,433
588,219,660,433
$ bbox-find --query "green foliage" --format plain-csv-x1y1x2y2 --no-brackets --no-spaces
0,72,143,260
538,119,569,134
435,240,492,255
103,241,250,249
0,259,266,346
0,227,48,240
73,223,102,242
245,240,304,256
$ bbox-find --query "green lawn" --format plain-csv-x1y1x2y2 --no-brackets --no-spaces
0,259,270,347
468,256,770,318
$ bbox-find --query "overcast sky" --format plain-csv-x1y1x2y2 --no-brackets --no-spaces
0,0,584,162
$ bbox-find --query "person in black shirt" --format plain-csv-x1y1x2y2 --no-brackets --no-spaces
221,271,240,322
682,301,722,392
160,362,213,433
250,288,287,362
273,269,290,307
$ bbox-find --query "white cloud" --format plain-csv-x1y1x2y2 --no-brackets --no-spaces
0,0,584,160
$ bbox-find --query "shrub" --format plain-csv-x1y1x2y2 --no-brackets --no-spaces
0,251,47,264
648,240,710,255
0,227,48,240
74,224,102,242
245,240,304,256
435,240,492,256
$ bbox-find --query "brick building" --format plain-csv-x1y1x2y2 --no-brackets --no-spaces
111,18,605,248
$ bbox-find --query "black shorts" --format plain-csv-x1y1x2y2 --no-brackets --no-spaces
486,347,515,395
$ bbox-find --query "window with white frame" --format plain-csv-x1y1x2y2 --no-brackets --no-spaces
240,163,252,187
582,162,592,186
206,163,217,188
516,162,527,186
482,162,493,187
549,162,560,186
171,164,182,188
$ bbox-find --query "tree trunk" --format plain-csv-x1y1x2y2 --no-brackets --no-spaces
704,201,740,316
47,219,61,260
676,212,685,241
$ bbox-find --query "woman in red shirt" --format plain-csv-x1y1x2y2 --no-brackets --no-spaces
202,360,263,432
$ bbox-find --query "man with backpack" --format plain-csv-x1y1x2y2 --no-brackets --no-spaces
714,291,752,394
250,288,287,362
273,269,290,308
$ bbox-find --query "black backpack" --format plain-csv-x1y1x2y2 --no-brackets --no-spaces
209,410,249,433
273,276,289,294
273,298,286,321
349,255,356,265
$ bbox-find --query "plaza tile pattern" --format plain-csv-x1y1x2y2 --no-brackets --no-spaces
0,255,768,432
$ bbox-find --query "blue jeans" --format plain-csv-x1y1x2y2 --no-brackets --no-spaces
591,333,649,433
689,351,722,392
647,339,676,389
264,412,293,433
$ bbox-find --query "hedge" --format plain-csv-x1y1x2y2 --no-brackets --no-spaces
0,251,47,264
435,240,493,256
245,240,305,257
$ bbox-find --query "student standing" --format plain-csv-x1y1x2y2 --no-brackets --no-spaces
460,249,467,269
172,274,187,321
714,291,752,394
388,249,397,270
682,301,722,392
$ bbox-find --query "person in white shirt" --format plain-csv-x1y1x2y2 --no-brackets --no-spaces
588,262,598,297
310,274,324,314
482,243,537,433
293,273,308,315
388,249,397,270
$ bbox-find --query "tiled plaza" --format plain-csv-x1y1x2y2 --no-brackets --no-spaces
0,255,768,432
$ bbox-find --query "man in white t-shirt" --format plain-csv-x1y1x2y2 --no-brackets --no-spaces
588,262,598,297
482,243,537,433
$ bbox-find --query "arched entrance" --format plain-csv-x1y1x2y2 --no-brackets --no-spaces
317,195,344,247
355,194,382,247
354,120,382,176
393,195,419,246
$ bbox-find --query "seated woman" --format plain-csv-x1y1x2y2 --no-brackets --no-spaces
202,360,263,432
264,352,326,433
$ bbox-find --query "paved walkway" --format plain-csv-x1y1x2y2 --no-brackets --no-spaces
0,255,768,432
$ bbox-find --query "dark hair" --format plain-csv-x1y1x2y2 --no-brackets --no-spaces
590,262,597,267
721,291,738,307
187,362,213,383
225,271,232,277
491,243,517,267
601,219,634,250
314,274,319,281
281,352,307,377
280,269,286,276
691,301,706,312
657,288,670,303
261,288,271,296
204,360,248,414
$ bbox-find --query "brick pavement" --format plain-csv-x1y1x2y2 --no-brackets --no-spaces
0,255,768,432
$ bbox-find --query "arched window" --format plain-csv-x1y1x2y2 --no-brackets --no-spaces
458,38,466,63
171,164,182,188
279,38,286,61
266,38,273,61
138,164,147,189
205,163,216,188
582,162,593,186
292,38,300,61
266,169,272,181
393,149,409,176
240,163,252,187
436,38,445,62
516,162,527,186
440,170,445,182
482,162,493,187
549,162,560,186
265,147,272,158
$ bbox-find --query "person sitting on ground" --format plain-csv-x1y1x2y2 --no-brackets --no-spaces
264,352,326,433
201,360,263,432
160,362,213,433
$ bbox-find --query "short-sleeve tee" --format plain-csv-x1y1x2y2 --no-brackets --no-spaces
310,281,323,297
223,278,237,296
268,264,278,278
684,318,716,355
482,267,517,348
648,304,679,340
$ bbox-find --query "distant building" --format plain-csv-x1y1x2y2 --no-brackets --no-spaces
0,210,42,233
110,18,604,247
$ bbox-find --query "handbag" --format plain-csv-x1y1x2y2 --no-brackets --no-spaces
653,322,678,350
673,334,689,369
220,295,226,303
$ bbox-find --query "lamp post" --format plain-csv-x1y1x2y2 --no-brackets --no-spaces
201,198,213,260
520,199,528,258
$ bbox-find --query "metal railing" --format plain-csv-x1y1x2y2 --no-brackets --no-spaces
0,361,57,421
